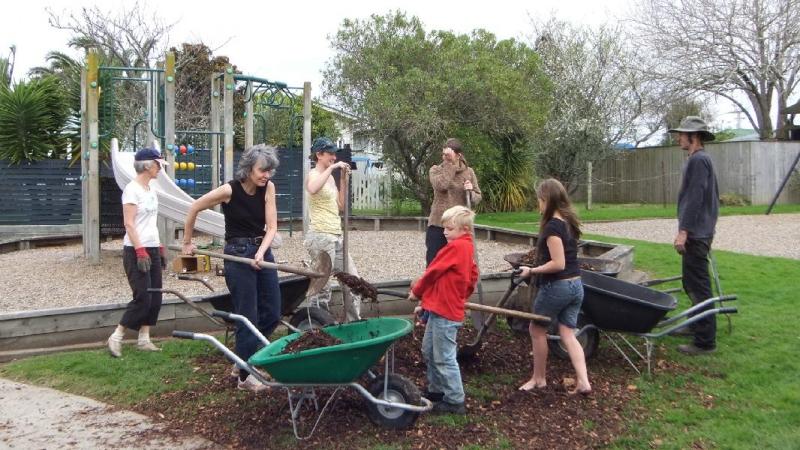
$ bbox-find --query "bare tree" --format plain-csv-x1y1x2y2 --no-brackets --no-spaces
47,1,174,69
630,0,800,139
527,17,666,191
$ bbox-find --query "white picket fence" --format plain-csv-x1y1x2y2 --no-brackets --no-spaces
351,171,391,210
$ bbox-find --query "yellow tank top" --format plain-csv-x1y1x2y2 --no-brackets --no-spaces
309,171,342,235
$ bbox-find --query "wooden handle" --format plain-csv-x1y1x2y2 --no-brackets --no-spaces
168,245,327,278
465,302,550,323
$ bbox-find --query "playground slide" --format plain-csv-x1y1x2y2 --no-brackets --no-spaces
111,139,226,238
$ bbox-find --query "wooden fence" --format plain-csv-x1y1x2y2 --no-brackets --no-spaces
573,141,800,205
351,171,391,210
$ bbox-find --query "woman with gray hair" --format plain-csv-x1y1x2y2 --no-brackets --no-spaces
182,144,281,393
107,147,169,358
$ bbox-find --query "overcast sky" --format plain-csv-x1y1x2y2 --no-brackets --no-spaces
2,0,629,90
2,0,751,130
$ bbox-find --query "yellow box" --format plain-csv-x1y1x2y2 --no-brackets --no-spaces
172,255,211,273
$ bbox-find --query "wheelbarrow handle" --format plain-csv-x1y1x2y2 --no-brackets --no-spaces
173,330,196,340
168,245,326,278
211,310,233,321
465,302,550,324
375,289,409,299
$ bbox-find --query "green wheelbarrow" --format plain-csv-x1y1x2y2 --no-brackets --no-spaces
173,313,432,440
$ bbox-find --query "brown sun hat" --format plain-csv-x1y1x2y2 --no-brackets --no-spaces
668,116,715,142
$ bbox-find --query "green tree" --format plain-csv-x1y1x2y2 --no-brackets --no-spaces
323,11,550,212
0,76,71,164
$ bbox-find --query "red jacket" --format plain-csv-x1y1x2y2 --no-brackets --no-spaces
412,233,478,322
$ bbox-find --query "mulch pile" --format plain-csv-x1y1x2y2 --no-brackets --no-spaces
281,329,343,354
333,272,379,301
134,323,654,449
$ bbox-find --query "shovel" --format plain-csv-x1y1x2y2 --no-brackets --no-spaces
168,245,327,279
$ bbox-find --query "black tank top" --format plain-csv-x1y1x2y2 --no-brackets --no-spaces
221,180,267,240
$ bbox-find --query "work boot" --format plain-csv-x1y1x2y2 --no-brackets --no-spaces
422,390,444,402
432,401,466,415
107,336,122,358
677,344,716,355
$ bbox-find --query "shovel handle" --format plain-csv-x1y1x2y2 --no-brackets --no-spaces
168,245,326,278
465,302,550,323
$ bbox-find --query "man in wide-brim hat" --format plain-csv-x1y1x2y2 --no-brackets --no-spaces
668,116,720,355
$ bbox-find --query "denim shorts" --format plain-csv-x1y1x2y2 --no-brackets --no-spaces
532,278,583,328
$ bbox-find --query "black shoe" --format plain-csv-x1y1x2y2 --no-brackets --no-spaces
677,344,716,355
432,401,466,415
423,390,444,402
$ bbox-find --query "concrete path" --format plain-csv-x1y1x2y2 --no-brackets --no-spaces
584,214,800,260
0,378,215,450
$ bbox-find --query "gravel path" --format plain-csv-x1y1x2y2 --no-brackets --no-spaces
0,231,527,314
583,214,800,260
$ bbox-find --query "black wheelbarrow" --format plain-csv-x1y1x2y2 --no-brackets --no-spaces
561,269,738,374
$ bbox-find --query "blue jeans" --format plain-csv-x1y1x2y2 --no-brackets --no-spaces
224,243,281,362
533,278,583,328
421,312,464,404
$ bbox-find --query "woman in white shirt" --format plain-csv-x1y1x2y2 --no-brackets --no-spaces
107,147,168,358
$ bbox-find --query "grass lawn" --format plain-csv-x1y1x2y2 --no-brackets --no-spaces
1,208,798,448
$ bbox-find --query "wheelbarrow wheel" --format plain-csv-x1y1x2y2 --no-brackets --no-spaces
288,307,337,331
365,373,422,429
548,311,599,360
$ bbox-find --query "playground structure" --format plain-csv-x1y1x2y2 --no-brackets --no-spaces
79,49,314,264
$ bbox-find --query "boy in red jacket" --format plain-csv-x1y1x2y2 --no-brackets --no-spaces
409,205,478,415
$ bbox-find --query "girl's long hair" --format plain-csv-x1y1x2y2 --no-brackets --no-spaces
537,178,581,239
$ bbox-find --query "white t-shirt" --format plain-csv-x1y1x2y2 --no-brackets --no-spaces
122,180,160,248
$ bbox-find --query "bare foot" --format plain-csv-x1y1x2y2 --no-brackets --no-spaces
567,385,592,396
518,379,546,391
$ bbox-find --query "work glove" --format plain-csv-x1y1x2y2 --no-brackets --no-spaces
159,245,167,271
135,247,151,273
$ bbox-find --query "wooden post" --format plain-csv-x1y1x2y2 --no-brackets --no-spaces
586,161,593,211
661,160,667,208
245,81,254,149
302,82,312,235
210,75,222,246
163,52,177,251
164,51,176,178
223,67,234,183
210,75,221,191
83,50,101,265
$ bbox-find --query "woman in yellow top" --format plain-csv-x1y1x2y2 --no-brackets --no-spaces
304,137,362,321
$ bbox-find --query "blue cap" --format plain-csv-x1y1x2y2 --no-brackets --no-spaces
311,137,338,153
134,147,169,165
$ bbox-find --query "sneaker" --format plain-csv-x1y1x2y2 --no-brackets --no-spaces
137,341,161,352
107,336,122,358
422,390,444,402
432,401,466,415
230,363,241,378
237,375,269,393
677,344,716,355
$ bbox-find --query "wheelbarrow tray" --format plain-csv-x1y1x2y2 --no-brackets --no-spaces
204,275,311,316
580,270,677,333
248,317,413,384
504,252,623,278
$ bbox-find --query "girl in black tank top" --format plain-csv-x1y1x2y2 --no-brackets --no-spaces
222,180,267,240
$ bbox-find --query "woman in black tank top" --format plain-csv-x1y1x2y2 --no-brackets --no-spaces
181,145,281,392
517,179,591,395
